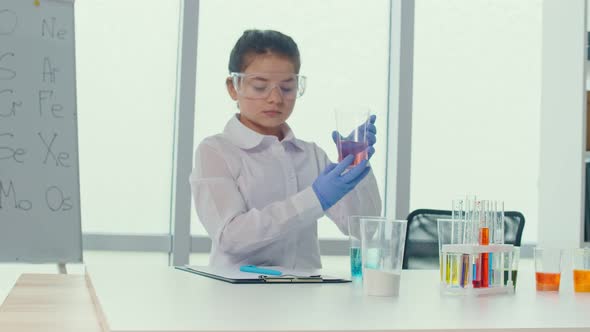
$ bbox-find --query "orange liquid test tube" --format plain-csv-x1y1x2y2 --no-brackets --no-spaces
479,227,489,288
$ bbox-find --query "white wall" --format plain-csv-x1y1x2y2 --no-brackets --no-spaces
538,0,586,248
411,0,542,243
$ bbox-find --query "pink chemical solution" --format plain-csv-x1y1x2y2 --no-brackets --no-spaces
338,140,368,167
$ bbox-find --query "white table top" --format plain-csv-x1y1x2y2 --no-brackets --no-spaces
88,263,590,332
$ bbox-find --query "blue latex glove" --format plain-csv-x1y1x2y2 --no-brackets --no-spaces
332,114,377,160
312,155,371,211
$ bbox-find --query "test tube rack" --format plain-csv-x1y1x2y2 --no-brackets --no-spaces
440,243,516,296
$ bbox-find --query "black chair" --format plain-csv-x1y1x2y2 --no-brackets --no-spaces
402,209,525,269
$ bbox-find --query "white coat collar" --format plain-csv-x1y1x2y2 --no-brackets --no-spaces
223,114,305,151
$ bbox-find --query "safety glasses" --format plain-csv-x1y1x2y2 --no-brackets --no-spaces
229,72,306,100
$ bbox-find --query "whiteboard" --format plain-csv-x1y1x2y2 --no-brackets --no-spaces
0,0,82,263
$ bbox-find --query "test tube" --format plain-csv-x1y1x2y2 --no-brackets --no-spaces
506,249,513,287
464,195,474,244
479,200,490,288
492,201,503,286
457,196,471,287
451,199,461,245
471,199,480,245
452,198,464,221
471,200,479,287
463,196,478,287
494,201,505,245
461,253,470,288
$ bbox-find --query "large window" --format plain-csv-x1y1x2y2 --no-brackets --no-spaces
71,0,552,264
190,0,390,240
76,0,180,235
411,0,542,243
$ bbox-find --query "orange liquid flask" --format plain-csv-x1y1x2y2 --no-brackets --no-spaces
536,272,561,291
573,269,590,292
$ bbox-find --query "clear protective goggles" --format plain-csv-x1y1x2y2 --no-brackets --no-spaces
229,72,306,100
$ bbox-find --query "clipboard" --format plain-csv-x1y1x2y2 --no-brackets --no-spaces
175,265,351,284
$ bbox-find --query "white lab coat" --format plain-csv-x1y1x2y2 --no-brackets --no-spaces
190,114,382,269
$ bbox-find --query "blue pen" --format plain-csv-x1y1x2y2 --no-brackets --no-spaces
240,265,282,276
